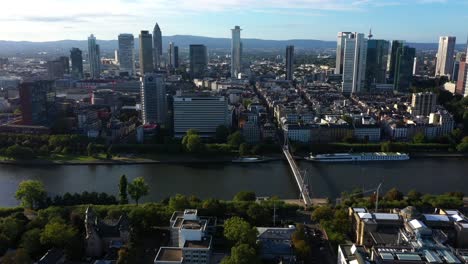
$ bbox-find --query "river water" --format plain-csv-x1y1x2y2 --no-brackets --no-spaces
0,158,466,207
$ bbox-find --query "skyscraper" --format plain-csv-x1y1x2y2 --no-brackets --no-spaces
70,48,83,79
286,45,294,81
388,40,405,82
168,42,179,68
189,45,208,79
365,39,390,91
231,26,242,78
47,58,68,80
19,81,56,126
335,32,353,75
452,52,465,82
88,34,101,79
394,46,416,92
436,36,456,78
341,32,368,94
118,33,135,76
139,30,154,74
456,54,467,95
140,73,166,125
153,23,162,70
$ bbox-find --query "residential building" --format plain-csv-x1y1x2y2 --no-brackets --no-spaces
286,45,294,81
435,36,456,78
140,73,166,125
366,39,389,91
139,30,154,74
19,81,56,126
335,32,354,75
341,32,367,94
88,34,101,79
153,23,162,69
393,45,415,92
173,95,229,137
354,124,381,142
231,26,242,78
189,45,207,79
283,124,312,143
242,120,261,143
70,48,83,79
410,92,436,116
118,33,135,76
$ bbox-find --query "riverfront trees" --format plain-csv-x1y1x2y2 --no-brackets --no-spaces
15,180,46,209
128,177,149,205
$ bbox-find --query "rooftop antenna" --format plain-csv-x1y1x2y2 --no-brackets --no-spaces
368,28,373,39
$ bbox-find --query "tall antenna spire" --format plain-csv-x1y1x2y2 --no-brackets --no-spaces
368,27,373,39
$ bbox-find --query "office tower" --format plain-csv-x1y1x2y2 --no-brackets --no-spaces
118,33,135,76
140,73,166,125
173,95,228,137
47,57,69,79
335,32,353,74
341,32,367,94
452,52,465,82
456,54,467,95
139,30,154,74
388,40,405,82
435,36,456,78
365,39,389,90
411,92,437,116
19,81,56,126
153,23,162,69
231,26,242,78
413,57,418,75
88,34,101,79
189,45,208,79
70,48,83,79
286,45,294,81
393,46,416,92
168,42,179,68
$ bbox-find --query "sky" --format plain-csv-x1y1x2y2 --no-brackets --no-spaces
0,0,467,42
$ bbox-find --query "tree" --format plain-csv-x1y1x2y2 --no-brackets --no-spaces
457,142,468,153
40,219,78,248
238,143,251,157
87,143,94,157
294,240,311,260
228,131,244,147
215,125,230,143
20,228,43,259
246,203,270,226
311,206,334,222
119,174,129,204
128,177,149,205
169,194,191,211
223,217,258,246
221,244,261,264
185,134,203,153
117,247,131,264
412,132,426,144
15,180,46,209
5,145,35,160
407,190,422,202
233,191,256,202
384,188,404,201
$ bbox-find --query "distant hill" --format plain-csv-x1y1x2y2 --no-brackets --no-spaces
0,35,465,55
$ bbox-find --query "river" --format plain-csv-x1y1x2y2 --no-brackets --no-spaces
0,158,466,207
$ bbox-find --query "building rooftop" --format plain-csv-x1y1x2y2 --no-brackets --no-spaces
183,236,211,249
155,247,183,262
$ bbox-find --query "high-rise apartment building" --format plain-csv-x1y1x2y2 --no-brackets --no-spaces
335,32,353,75
70,48,83,79
19,81,56,126
153,23,162,69
173,95,229,137
436,36,456,78
88,34,101,79
140,73,166,125
118,34,135,76
189,45,208,79
365,39,390,90
341,32,367,94
231,26,242,78
411,92,437,116
139,30,154,74
286,45,294,81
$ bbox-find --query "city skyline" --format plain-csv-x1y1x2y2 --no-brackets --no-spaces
1,0,467,42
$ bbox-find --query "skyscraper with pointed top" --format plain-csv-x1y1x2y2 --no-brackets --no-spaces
153,23,162,69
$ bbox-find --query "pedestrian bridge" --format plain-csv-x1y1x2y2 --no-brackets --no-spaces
282,146,312,206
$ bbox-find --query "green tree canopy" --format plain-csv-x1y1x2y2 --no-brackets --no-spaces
119,174,129,204
215,125,230,143
233,191,256,202
311,206,334,222
223,217,258,246
40,219,78,248
239,143,251,157
15,180,46,209
384,188,404,201
412,133,426,144
228,131,244,147
220,243,261,264
128,177,150,205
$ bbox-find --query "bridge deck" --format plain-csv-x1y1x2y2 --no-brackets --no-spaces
282,147,312,206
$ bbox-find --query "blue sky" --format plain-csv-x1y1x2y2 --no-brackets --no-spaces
0,0,467,42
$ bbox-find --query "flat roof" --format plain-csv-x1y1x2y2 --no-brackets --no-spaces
155,247,183,262
181,219,204,230
183,237,211,249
